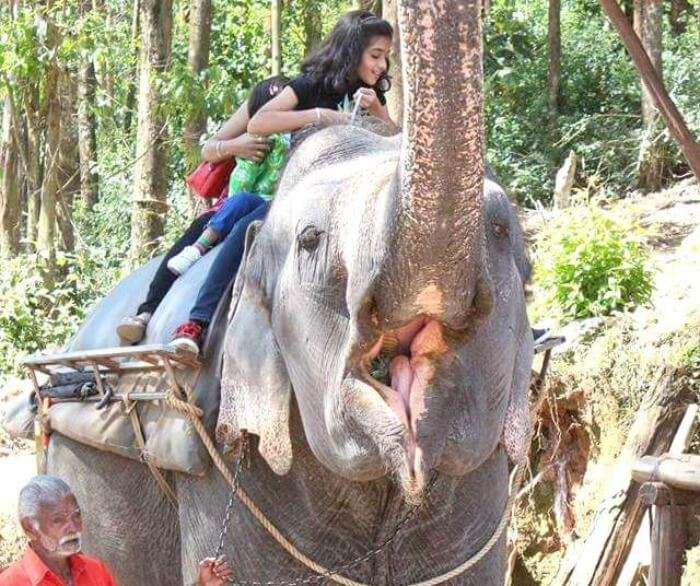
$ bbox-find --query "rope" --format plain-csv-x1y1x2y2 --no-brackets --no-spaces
164,375,524,585
124,386,178,508
164,386,363,585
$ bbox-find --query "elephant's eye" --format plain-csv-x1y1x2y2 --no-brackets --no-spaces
298,225,323,251
491,220,509,239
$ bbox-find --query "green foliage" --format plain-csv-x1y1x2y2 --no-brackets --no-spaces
534,207,654,319
0,252,124,376
0,0,697,376
484,0,699,205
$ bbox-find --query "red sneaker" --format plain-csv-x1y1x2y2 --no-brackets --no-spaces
170,320,206,355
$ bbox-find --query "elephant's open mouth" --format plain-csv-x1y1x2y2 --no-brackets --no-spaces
356,316,449,488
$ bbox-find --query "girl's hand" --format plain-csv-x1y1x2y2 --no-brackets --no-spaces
353,87,382,115
231,134,270,162
317,108,348,125
197,556,233,586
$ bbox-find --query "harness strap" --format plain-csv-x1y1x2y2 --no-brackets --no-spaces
124,395,178,508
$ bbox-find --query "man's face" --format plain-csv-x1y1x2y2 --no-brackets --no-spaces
29,494,83,558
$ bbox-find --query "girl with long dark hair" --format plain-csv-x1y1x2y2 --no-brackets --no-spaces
248,10,395,136
169,11,396,354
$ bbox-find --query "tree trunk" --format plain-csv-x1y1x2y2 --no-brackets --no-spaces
669,0,692,35
633,0,643,36
547,0,561,124
24,83,42,249
130,0,173,262
95,3,115,103
1,0,21,256
1,95,21,256
37,2,61,260
359,0,382,13
302,1,322,57
77,0,99,209
382,0,403,127
640,0,662,127
270,0,282,75
123,0,141,134
183,0,212,167
638,0,665,190
599,0,700,185
56,69,79,252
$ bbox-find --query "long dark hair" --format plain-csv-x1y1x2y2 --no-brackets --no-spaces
247,75,290,117
301,10,393,96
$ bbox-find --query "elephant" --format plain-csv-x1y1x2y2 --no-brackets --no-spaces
4,1,534,584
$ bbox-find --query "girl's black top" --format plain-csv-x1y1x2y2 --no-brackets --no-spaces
289,74,386,111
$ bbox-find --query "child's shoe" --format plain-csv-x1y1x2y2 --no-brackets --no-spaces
116,312,151,344
167,245,202,276
170,320,206,356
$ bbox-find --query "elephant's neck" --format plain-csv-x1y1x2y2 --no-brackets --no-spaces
236,415,509,583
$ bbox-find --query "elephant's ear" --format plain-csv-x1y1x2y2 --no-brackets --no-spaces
501,335,532,464
216,221,293,475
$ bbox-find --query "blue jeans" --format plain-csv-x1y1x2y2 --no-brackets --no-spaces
207,192,266,238
189,196,269,324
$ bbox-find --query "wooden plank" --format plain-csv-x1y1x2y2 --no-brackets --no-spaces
49,392,168,404
94,357,121,371
585,404,698,585
647,483,687,586
639,482,700,507
633,454,700,492
616,512,651,586
669,403,698,455
20,343,200,368
554,366,686,585
90,363,105,397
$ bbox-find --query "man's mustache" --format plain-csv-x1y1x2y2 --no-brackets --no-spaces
59,533,81,547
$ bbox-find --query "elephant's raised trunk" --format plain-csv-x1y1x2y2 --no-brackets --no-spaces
375,0,489,331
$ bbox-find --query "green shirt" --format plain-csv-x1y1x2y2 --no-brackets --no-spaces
228,133,290,201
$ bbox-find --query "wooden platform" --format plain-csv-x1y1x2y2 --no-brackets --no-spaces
21,344,200,376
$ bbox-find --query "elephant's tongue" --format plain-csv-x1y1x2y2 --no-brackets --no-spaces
385,319,447,458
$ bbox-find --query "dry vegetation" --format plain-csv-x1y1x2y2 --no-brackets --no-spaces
514,179,700,583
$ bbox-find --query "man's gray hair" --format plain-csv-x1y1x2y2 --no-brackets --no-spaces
18,475,74,521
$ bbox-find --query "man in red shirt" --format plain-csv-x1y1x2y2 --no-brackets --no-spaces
0,475,115,586
0,475,234,585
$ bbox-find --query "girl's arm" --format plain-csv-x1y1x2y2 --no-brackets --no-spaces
201,101,270,163
247,87,345,135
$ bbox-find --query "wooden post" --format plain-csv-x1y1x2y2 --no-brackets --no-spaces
554,367,686,585
599,0,700,183
639,482,694,586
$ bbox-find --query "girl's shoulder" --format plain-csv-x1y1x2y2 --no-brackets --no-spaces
288,73,322,101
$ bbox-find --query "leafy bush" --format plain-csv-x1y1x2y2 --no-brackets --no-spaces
0,252,124,377
534,207,654,319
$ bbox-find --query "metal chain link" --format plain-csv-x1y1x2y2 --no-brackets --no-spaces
216,456,244,559
218,468,438,586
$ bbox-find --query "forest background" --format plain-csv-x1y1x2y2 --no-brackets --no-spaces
0,0,698,376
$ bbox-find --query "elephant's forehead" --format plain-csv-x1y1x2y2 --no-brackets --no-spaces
271,154,398,238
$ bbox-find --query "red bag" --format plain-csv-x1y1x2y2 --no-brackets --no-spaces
185,158,236,199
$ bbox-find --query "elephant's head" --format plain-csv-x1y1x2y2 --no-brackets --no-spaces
218,0,532,501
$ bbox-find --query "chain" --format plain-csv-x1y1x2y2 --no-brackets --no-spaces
216,456,244,559
218,470,438,586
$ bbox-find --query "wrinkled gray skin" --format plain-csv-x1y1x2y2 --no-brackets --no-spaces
8,135,532,584
190,122,532,584
8,2,534,583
